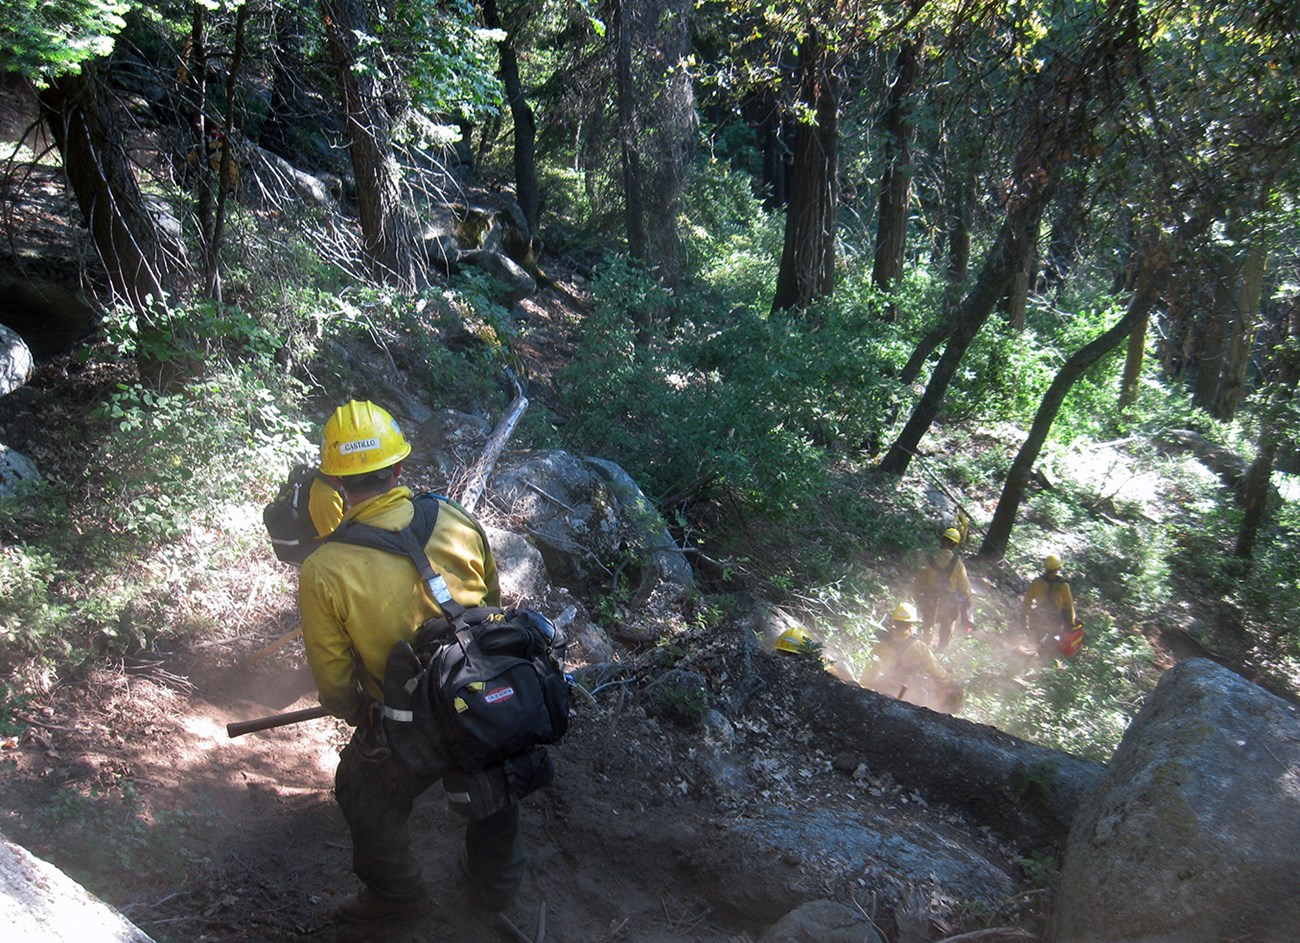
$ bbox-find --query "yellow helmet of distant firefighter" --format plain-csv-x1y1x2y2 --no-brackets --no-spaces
941,527,962,546
890,602,920,624
775,624,814,654
319,400,411,476
1045,553,1063,571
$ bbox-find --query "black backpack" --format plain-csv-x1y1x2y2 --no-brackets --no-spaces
328,494,570,807
263,464,336,565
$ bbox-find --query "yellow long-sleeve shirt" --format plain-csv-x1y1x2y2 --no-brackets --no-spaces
298,487,500,722
1021,573,1075,631
860,631,951,695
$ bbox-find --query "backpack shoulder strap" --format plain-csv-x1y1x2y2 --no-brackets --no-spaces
943,552,961,579
327,494,467,626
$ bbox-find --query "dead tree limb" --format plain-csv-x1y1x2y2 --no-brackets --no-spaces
460,379,528,514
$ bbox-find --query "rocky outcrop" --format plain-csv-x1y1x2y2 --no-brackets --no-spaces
489,449,693,612
1047,658,1300,943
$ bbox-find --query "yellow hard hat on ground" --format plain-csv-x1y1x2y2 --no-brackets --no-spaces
319,400,412,476
1045,553,1063,571
890,602,920,623
775,625,814,654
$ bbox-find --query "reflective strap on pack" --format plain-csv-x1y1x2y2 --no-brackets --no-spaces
382,704,414,723
445,790,471,805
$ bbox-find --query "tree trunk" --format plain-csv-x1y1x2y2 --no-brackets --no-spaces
872,41,920,312
1235,301,1299,560
1000,215,1040,331
1118,305,1149,409
320,0,420,290
480,0,539,237
1214,240,1266,421
771,22,839,313
1191,248,1234,411
613,0,647,264
647,0,695,293
183,3,212,251
37,63,182,385
900,319,949,385
802,667,1105,854
979,241,1170,561
204,2,250,301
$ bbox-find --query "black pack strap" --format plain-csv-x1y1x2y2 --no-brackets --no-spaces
328,493,467,626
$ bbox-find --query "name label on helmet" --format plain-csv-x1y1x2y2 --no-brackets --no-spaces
340,437,382,454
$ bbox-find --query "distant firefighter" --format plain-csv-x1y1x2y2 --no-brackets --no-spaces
860,603,963,712
912,526,972,652
1021,553,1080,659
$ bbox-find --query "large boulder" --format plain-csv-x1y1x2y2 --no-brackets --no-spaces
488,450,692,611
1047,658,1300,943
1,834,155,941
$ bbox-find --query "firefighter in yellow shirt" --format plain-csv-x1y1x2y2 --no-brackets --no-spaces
860,603,962,711
1020,553,1076,657
912,527,972,652
298,400,519,924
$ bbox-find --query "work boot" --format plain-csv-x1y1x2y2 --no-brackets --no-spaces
335,887,430,924
457,845,517,913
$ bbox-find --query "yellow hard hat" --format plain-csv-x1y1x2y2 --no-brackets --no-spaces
319,400,412,476
1045,553,1063,571
890,602,920,623
942,527,962,545
775,625,813,654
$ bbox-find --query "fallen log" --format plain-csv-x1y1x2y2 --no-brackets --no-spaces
795,659,1106,854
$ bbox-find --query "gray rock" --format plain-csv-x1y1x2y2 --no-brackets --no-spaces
0,324,33,396
759,900,885,943
456,248,536,301
415,409,491,486
1,833,155,941
567,619,616,664
0,443,41,497
488,449,692,610
1048,658,1300,943
485,525,549,605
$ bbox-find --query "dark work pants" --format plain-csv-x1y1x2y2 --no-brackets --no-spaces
333,725,526,905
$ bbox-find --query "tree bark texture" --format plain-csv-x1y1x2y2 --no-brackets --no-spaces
1235,300,1298,559
612,0,694,292
872,41,921,308
1214,240,1266,421
979,240,1170,561
1118,304,1149,409
37,66,180,319
1191,247,1234,411
771,23,839,312
879,3,1143,477
320,0,420,290
613,0,647,264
